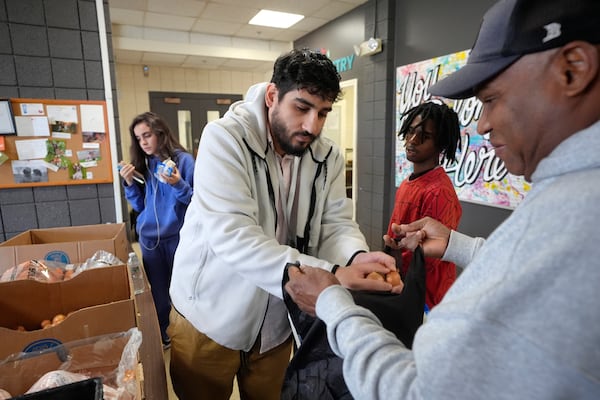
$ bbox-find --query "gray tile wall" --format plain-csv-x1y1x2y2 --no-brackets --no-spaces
354,0,396,250
0,0,123,241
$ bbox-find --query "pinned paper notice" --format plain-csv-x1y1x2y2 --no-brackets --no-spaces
80,105,105,132
20,103,45,116
15,116,50,136
15,139,48,160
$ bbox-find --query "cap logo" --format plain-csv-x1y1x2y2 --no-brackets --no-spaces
542,22,562,43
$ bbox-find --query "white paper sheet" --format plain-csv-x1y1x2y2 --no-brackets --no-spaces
15,138,48,160
15,116,50,136
80,104,105,132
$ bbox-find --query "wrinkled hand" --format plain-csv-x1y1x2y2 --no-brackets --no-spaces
383,232,401,250
285,265,339,317
393,217,450,259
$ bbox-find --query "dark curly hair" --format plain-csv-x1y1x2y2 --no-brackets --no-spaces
128,111,187,176
270,48,342,103
398,102,462,164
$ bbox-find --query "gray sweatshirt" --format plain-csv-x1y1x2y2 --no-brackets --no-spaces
316,120,600,399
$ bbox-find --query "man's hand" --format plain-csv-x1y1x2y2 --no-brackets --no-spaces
383,233,401,250
351,251,396,271
285,265,339,317
392,217,451,259
333,251,399,292
335,262,394,292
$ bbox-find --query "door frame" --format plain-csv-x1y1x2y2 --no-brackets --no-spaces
340,79,358,220
148,92,243,157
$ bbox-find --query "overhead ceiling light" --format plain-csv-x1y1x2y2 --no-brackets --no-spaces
249,9,304,29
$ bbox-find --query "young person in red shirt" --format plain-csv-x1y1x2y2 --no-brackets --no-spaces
384,102,462,308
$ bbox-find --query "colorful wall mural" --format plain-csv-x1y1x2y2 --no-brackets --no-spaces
395,50,531,209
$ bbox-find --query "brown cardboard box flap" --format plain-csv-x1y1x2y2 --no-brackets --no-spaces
0,223,129,273
0,264,135,360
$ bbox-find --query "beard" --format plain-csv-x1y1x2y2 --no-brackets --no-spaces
270,109,317,157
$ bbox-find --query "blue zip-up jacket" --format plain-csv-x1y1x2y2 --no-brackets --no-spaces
124,150,194,245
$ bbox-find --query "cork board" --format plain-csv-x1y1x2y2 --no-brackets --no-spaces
0,98,114,188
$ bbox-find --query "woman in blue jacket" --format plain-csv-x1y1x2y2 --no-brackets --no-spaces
119,111,194,348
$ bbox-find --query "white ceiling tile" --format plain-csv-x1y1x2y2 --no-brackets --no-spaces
108,0,147,12
316,2,359,20
262,0,331,16
230,37,274,51
143,28,190,43
190,19,244,36
112,24,144,39
189,32,233,47
109,8,144,26
147,0,207,17
200,3,260,24
269,41,293,53
234,24,284,41
110,0,369,70
144,12,196,31
291,16,330,33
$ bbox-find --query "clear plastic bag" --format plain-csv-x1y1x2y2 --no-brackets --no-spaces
0,259,66,283
72,250,124,277
0,250,125,283
0,328,142,399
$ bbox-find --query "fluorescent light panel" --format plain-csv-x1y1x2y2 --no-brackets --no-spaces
249,9,304,29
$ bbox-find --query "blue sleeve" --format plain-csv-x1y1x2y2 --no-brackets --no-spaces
172,152,195,205
124,180,145,212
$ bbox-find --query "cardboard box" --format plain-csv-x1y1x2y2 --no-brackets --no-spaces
0,264,136,360
0,223,129,273
0,329,142,398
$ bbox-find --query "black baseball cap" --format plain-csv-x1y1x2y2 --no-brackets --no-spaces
428,0,600,99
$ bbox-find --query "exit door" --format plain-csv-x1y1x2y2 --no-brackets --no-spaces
149,92,243,158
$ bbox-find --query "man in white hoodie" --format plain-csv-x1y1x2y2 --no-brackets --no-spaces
286,0,600,398
169,49,400,399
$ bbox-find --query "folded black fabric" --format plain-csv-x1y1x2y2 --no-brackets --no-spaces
281,246,426,400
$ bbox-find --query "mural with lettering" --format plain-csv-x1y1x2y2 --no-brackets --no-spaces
395,50,531,209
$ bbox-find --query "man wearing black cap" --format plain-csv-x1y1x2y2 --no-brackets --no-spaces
285,0,600,398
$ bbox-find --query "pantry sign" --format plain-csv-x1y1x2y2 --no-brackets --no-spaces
395,50,530,209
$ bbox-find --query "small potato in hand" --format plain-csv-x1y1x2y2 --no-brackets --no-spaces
385,270,401,286
366,271,385,281
367,270,403,293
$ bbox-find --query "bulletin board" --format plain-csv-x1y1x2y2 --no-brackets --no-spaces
0,98,114,189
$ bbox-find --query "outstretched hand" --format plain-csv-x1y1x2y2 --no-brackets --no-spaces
338,251,402,292
391,217,451,259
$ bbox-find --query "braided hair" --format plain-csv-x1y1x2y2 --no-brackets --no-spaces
398,102,461,164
